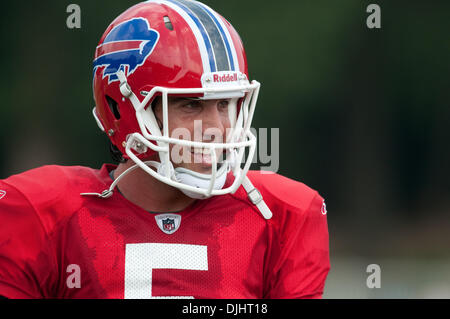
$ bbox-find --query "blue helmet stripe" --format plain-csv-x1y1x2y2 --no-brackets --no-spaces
196,2,235,71
176,0,231,71
166,0,217,72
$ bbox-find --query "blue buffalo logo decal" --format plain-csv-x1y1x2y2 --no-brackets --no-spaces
93,18,159,83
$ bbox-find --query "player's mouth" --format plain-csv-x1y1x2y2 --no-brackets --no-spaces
190,147,223,166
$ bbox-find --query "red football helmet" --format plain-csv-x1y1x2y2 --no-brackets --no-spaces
91,0,263,203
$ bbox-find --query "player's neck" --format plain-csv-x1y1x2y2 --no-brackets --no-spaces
113,160,196,213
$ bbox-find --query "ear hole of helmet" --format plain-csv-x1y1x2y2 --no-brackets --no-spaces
105,95,121,120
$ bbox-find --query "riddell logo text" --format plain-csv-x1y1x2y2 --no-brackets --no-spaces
213,73,238,83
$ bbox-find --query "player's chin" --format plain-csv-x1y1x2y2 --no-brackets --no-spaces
183,162,214,175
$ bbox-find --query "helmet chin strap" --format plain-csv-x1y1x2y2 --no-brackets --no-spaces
80,159,272,219
80,160,228,200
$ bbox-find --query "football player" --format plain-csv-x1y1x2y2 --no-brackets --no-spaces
0,0,329,298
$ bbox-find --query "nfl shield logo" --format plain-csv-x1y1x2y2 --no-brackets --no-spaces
163,218,175,231
155,214,181,235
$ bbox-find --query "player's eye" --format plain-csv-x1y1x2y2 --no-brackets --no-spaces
181,100,201,111
217,99,229,111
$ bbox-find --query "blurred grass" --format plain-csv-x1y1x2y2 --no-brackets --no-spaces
324,257,450,298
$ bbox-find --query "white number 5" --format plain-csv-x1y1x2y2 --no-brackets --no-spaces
124,243,208,299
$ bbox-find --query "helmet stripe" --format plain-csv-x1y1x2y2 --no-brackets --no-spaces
195,1,237,71
146,0,212,73
165,0,217,72
175,0,231,71
145,0,239,74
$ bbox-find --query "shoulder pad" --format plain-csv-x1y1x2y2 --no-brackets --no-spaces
2,165,106,216
245,170,320,212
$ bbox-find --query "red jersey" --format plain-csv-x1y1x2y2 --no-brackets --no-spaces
0,164,329,299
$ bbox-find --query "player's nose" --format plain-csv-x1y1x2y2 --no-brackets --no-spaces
200,101,228,143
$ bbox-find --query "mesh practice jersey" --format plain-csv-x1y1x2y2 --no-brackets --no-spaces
0,164,329,298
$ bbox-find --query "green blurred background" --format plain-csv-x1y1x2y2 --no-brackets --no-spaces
1,0,449,298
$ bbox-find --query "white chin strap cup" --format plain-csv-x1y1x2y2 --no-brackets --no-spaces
174,164,228,199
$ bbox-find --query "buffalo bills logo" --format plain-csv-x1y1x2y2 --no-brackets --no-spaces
93,18,159,83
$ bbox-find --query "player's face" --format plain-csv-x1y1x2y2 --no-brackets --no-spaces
153,97,231,174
